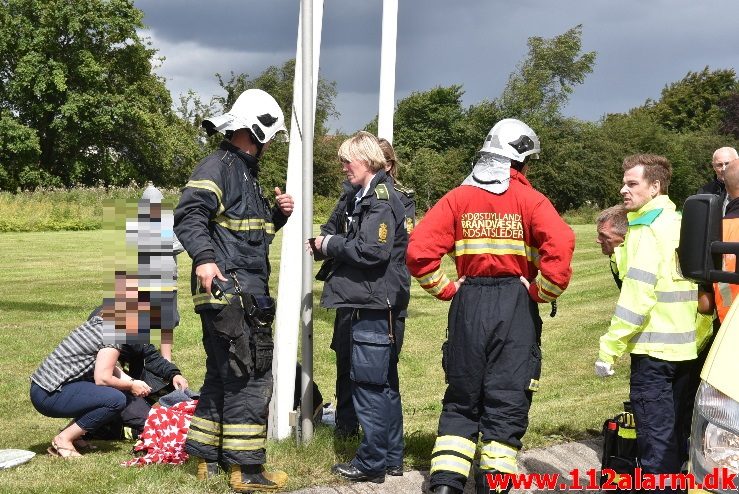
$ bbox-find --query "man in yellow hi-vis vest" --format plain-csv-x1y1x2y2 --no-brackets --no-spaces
595,154,713,491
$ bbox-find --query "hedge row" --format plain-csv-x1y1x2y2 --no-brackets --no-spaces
0,188,339,233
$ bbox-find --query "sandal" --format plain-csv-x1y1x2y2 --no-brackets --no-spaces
48,440,82,459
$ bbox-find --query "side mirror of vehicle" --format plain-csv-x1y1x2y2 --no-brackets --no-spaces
678,194,739,284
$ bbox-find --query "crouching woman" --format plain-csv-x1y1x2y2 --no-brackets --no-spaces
29,275,152,458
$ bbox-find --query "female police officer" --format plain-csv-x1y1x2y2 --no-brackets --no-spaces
310,131,410,483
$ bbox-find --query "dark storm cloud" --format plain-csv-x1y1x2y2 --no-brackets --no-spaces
134,0,739,132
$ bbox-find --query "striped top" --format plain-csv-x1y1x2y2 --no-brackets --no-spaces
31,316,121,393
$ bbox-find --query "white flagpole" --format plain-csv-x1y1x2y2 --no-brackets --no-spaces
269,0,323,441
378,0,398,143
300,0,315,443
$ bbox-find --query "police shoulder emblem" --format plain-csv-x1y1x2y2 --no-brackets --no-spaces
378,222,388,243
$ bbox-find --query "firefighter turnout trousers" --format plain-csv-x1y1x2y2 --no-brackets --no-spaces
349,309,404,476
430,277,542,492
184,309,272,466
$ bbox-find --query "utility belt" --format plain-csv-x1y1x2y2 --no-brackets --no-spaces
210,274,276,376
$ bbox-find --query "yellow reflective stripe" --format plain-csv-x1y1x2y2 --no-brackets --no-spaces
480,440,518,457
432,435,477,458
537,288,556,302
480,456,518,474
424,275,451,296
186,429,220,446
537,275,563,298
193,293,229,306
186,180,225,215
416,269,444,287
214,215,269,232
265,222,275,235
480,440,518,473
454,238,540,263
189,416,222,434
222,424,266,435
415,267,452,296
430,455,472,476
222,437,265,451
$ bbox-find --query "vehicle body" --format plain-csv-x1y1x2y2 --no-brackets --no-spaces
679,194,739,494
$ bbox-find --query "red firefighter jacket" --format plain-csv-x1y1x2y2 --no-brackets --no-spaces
406,171,575,302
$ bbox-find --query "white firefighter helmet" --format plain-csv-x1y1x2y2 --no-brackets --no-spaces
202,89,289,143
479,118,540,162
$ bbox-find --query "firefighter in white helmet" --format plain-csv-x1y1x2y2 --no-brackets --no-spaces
407,118,575,494
174,89,293,492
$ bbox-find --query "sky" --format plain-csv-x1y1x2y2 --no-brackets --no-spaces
133,0,739,134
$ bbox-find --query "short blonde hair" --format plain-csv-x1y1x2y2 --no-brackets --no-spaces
338,131,386,173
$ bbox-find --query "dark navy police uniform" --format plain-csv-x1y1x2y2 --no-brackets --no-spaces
319,170,410,477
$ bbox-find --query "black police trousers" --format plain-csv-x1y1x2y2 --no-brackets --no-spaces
184,309,272,466
430,277,542,492
332,307,405,439
629,354,694,493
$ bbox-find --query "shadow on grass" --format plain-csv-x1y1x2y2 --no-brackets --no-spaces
26,438,134,457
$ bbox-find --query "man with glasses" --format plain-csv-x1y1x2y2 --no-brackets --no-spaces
698,147,739,213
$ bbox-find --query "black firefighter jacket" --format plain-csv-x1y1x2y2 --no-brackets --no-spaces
174,140,288,311
320,171,410,311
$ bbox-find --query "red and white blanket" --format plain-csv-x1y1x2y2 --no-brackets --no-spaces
122,399,197,467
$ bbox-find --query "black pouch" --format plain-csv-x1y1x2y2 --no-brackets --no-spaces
350,331,391,385
241,293,276,328
212,298,253,377
251,328,274,374
315,259,334,281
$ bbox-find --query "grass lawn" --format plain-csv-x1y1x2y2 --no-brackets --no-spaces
0,224,629,493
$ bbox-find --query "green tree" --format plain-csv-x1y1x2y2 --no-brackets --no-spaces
647,67,738,133
719,91,739,139
0,110,42,189
497,25,596,124
392,85,467,154
0,0,202,189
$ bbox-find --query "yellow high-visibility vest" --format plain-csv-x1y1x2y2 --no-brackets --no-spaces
599,195,711,364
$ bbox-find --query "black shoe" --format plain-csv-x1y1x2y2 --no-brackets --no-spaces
430,485,462,494
477,469,511,494
331,462,385,483
386,465,404,476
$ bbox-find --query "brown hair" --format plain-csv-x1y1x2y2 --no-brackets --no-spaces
378,138,398,180
622,154,672,194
